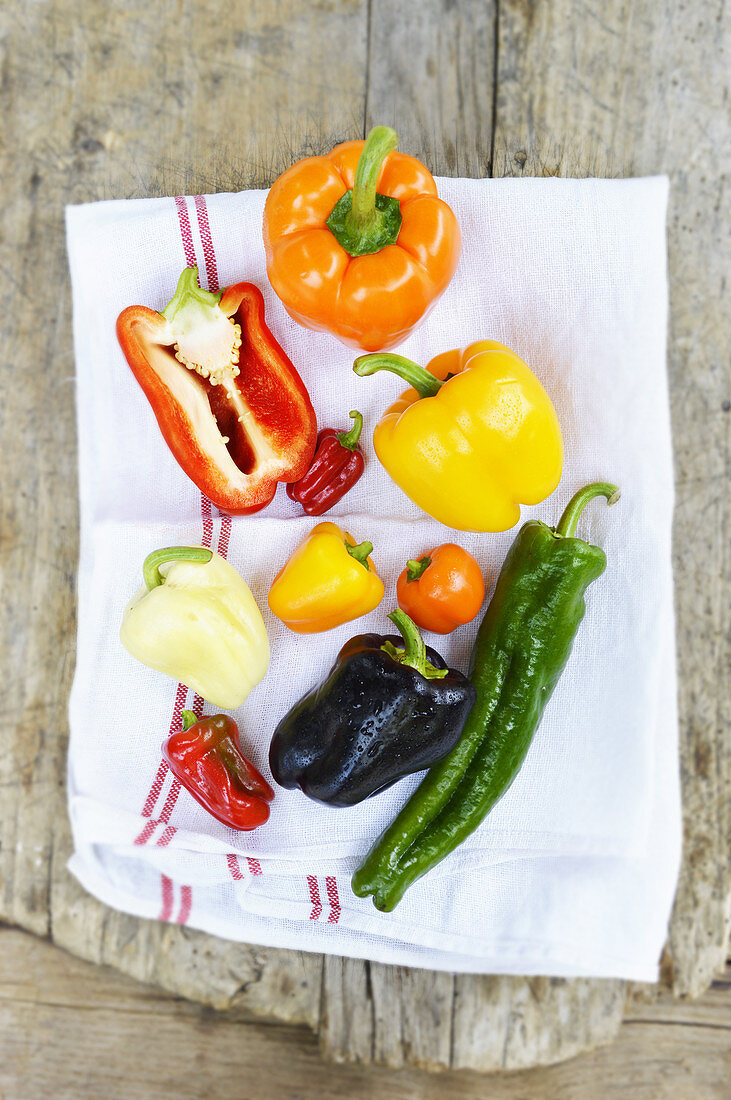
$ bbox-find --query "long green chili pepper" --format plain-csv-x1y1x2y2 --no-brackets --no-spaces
352,481,619,911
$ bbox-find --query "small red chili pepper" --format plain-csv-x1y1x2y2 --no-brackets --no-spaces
287,410,365,515
163,710,274,831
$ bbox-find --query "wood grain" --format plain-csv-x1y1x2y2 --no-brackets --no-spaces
0,0,728,1078
0,926,729,1100
492,0,731,998
1,0,369,1032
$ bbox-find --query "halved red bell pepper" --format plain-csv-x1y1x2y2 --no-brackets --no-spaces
117,266,317,514
163,710,274,831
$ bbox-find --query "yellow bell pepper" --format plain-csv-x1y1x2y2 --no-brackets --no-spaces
353,340,563,532
268,522,384,633
120,546,269,709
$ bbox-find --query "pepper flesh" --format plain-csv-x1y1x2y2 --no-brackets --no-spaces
120,546,270,709
397,543,485,634
267,521,384,633
287,411,365,515
269,610,475,806
354,340,563,531
117,266,317,514
352,482,619,910
263,126,461,351
164,710,274,830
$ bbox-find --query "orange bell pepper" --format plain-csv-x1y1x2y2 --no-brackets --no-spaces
263,126,461,352
268,522,384,633
396,544,485,635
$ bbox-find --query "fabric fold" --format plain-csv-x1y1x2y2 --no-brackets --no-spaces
66,176,679,979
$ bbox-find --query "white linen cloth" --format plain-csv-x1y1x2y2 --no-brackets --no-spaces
65,176,680,980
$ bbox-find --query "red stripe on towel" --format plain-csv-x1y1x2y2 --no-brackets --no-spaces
201,493,213,549
174,196,197,268
134,679,184,843
176,884,193,925
139,760,169,821
138,198,234,929
157,777,181,825
134,819,157,847
137,682,187,827
156,825,177,848
141,205,228,847
307,876,323,921
325,876,341,924
227,853,244,880
194,195,219,292
218,511,232,554
159,875,174,921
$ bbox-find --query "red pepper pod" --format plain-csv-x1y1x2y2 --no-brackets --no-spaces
117,267,317,515
163,711,274,831
287,410,365,515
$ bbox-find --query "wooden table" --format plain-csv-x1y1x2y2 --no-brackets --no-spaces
2,0,729,1092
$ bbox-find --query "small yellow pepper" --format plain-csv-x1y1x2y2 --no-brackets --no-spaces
268,522,384,633
354,341,563,532
120,546,269,709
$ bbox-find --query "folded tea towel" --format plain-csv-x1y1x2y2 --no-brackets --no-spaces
66,175,680,980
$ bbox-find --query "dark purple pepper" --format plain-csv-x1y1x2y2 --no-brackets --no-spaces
269,610,475,807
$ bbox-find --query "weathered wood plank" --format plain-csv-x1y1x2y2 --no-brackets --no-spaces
491,0,731,998
451,975,627,1073
1,0,728,1077
365,0,495,176
1,927,729,1099
0,0,370,1029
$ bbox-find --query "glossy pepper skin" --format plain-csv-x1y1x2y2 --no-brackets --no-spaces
353,483,619,910
268,522,384,633
263,126,461,351
270,610,476,807
287,411,365,515
164,710,274,830
120,546,269,709
354,340,563,532
117,266,317,514
397,543,485,634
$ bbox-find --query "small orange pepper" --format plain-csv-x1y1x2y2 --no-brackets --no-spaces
396,544,485,635
263,126,461,352
268,522,384,633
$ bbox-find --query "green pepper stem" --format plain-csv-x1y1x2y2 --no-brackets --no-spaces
406,556,432,583
142,546,213,590
388,609,426,670
346,540,373,569
349,126,399,233
160,265,223,321
386,609,449,680
336,410,364,451
555,482,621,539
353,353,443,399
181,710,199,731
